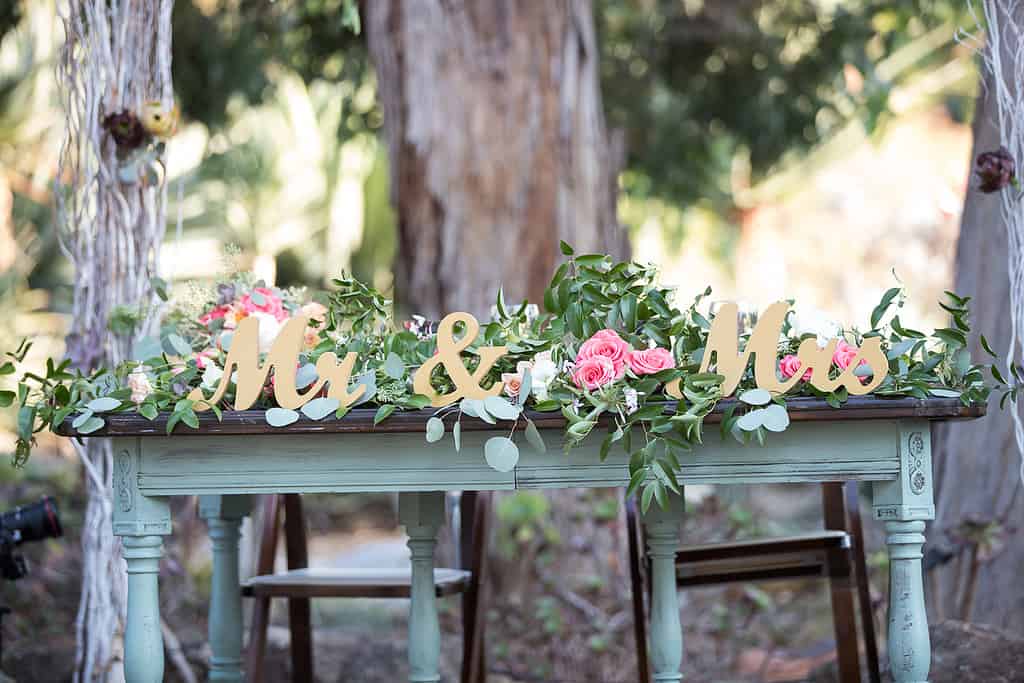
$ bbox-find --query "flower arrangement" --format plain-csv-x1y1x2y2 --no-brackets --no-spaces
2,243,1013,510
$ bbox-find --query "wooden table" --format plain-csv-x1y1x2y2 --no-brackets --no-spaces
74,396,982,682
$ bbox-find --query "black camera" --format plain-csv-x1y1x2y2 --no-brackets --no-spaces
0,496,63,581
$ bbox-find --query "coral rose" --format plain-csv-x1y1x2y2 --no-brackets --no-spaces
572,356,618,390
779,354,812,381
576,329,630,378
626,347,675,375
240,287,289,322
502,373,523,399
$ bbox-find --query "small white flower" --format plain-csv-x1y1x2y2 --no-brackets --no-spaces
789,308,841,348
624,387,639,415
529,350,559,401
252,312,284,353
201,362,224,390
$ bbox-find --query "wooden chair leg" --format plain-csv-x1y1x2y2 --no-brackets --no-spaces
828,571,862,683
247,495,282,683
462,492,490,683
283,494,314,683
845,482,882,683
625,495,651,683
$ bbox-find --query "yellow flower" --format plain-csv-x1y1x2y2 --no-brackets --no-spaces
140,101,179,140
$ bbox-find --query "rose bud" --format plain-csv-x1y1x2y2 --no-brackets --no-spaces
975,146,1017,193
101,109,147,150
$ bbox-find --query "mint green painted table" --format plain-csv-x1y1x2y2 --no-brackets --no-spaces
81,396,982,682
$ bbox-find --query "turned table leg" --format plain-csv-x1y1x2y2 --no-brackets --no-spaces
874,422,935,683
113,446,171,683
399,491,446,683
641,493,685,682
200,495,252,683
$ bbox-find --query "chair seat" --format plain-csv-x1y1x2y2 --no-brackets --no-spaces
242,567,472,599
673,531,852,587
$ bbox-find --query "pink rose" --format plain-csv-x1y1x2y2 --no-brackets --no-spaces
572,356,618,390
194,348,218,369
626,347,675,375
239,287,289,322
576,329,631,378
779,354,812,381
832,340,865,371
300,302,328,348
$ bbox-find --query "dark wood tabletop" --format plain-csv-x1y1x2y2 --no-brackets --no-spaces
57,395,986,438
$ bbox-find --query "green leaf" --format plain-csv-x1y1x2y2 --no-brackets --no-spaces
484,436,520,472
0,390,14,408
560,240,574,256
640,482,656,513
151,276,169,301
425,416,445,443
383,352,406,379
373,404,397,425
871,287,901,328
0,361,14,375
139,403,158,420
567,420,596,439
403,394,433,409
181,410,199,429
933,328,967,348
524,419,546,453
980,334,998,358
77,416,105,435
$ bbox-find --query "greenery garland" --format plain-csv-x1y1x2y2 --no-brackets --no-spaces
2,243,1014,510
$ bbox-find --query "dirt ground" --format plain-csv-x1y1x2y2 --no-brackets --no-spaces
1,447,897,683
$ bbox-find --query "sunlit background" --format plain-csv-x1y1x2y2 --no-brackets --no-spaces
0,1,998,681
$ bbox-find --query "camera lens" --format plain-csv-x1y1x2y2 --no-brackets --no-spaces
0,496,63,545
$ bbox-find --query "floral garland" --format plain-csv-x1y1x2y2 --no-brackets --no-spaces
2,243,1013,509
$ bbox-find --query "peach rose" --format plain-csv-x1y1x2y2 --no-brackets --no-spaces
626,347,675,375
779,354,812,381
502,373,523,398
301,301,328,348
577,329,631,378
572,355,618,390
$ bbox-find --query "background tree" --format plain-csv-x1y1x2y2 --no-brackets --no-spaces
932,2,1024,634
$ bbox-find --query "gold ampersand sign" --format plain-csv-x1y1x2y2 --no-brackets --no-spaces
412,312,507,407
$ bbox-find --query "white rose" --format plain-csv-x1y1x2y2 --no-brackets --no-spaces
201,362,224,389
789,308,840,348
127,366,153,404
252,312,284,353
529,351,559,401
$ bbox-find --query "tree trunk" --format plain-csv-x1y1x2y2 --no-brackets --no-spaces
367,4,634,678
931,27,1024,632
366,0,626,318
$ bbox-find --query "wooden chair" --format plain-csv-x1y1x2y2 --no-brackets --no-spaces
243,492,491,683
626,482,880,683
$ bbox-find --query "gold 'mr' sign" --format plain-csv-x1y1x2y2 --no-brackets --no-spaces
190,303,888,412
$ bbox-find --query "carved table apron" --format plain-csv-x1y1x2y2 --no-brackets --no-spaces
98,397,979,683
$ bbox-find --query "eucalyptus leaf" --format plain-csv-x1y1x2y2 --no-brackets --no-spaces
131,336,163,362
518,368,532,406
87,397,121,413
296,363,319,390
760,404,790,432
383,352,406,379
351,372,376,406
72,410,95,429
265,408,300,427
425,416,445,443
483,395,522,420
167,333,192,357
738,389,771,406
453,421,462,452
460,398,481,418
484,436,520,472
301,397,341,420
524,419,546,453
77,416,106,435
736,409,764,432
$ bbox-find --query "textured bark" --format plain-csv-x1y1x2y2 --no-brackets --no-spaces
931,61,1024,632
367,0,626,317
